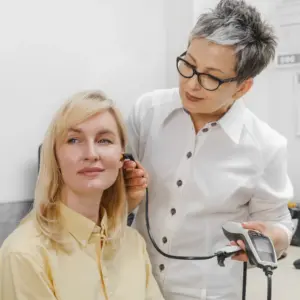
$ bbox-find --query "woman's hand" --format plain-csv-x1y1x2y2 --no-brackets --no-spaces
231,221,281,262
123,159,148,213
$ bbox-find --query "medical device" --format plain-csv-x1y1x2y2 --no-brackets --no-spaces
222,222,277,269
222,222,277,300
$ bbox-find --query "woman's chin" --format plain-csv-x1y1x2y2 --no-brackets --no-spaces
84,181,113,192
182,99,209,114
71,178,115,194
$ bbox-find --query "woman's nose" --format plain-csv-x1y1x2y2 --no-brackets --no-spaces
84,142,99,161
187,74,201,90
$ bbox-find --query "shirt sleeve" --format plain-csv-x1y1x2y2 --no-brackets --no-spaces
0,251,57,300
126,92,153,162
248,139,294,254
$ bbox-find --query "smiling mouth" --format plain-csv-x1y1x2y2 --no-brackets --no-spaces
185,92,205,102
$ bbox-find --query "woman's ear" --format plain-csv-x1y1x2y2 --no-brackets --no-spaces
119,152,125,168
233,78,253,100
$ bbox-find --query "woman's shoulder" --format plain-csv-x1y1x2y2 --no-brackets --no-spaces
0,215,43,257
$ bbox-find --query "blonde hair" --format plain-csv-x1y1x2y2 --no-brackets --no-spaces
33,90,128,250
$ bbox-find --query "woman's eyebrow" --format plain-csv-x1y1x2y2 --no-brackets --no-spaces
186,52,225,74
68,128,116,136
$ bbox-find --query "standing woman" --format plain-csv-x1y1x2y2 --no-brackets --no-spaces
0,90,164,300
124,0,294,299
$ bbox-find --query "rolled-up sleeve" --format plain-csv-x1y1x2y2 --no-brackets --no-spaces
249,139,294,251
0,251,56,300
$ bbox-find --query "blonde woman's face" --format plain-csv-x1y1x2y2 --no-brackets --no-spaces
56,110,124,195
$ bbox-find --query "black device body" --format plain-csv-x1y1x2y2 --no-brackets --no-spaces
123,153,135,162
223,228,277,269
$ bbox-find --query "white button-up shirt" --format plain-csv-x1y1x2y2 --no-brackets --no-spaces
127,88,293,300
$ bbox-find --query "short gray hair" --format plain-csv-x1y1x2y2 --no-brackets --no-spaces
190,0,277,83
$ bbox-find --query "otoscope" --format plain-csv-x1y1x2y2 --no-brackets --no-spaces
123,153,278,300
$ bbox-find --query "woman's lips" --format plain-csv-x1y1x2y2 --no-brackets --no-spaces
78,167,105,177
79,171,103,177
185,92,205,102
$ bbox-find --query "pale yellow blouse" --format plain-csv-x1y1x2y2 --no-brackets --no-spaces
0,203,164,300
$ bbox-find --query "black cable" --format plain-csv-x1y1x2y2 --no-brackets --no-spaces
263,266,273,300
267,274,272,300
145,188,216,260
242,262,247,300
263,267,273,300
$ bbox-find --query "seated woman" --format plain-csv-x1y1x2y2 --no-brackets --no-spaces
0,90,164,300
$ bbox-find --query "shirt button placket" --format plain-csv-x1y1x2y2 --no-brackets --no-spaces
160,176,179,276
162,135,194,278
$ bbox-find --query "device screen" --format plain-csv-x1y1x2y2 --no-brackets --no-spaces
252,236,275,263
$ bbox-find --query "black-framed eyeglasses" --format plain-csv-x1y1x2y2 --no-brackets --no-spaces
176,51,238,91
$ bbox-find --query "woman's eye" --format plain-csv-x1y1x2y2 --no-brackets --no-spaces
67,138,79,144
98,139,112,144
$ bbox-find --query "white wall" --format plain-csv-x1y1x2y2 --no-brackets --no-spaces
0,0,168,203
269,1,300,200
164,0,194,88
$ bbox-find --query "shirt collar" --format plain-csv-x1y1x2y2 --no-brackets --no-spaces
161,88,184,123
218,100,246,144
60,202,108,246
